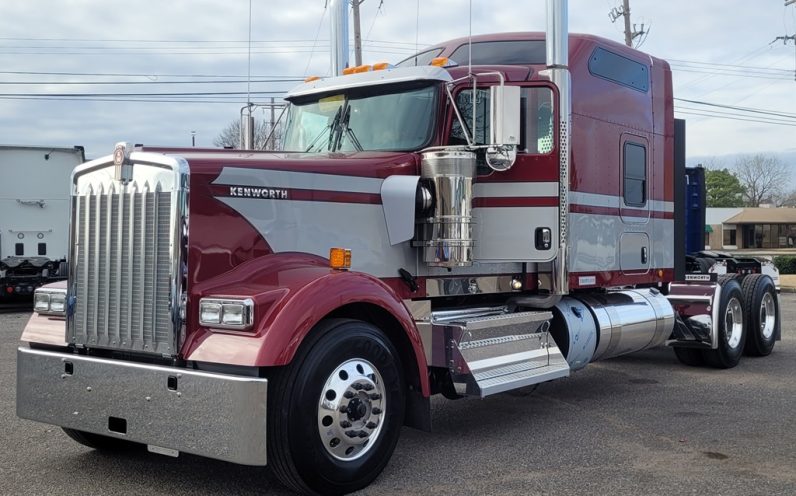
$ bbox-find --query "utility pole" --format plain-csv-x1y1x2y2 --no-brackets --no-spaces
352,0,365,66
773,34,796,81
608,0,645,47
622,0,632,47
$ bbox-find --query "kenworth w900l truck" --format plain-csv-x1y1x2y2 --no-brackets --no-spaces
17,1,780,494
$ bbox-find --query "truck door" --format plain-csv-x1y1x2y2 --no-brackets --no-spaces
619,134,651,274
450,84,560,263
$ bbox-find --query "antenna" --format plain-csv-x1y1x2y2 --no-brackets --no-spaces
468,0,472,75
414,0,420,64
246,0,252,106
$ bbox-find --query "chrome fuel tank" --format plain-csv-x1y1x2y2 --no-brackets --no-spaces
577,288,675,361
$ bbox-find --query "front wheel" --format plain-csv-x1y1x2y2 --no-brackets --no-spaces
702,278,746,369
268,319,405,495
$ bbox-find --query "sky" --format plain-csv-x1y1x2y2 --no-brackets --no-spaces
0,0,794,166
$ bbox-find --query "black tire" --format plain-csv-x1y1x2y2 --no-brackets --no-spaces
742,274,778,357
268,319,405,495
696,257,714,274
702,278,746,369
61,428,140,451
717,273,740,285
673,347,704,366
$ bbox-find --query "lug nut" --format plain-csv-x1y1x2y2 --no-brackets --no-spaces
339,404,348,413
366,421,377,429
358,431,369,438
352,383,364,390
369,393,381,400
372,407,382,415
345,430,358,438
340,420,352,428
363,384,374,391
343,391,355,399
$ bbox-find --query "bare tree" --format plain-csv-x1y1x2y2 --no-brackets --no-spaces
733,154,790,207
213,118,283,150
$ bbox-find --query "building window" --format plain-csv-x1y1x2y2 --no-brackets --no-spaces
723,229,736,246
623,142,646,207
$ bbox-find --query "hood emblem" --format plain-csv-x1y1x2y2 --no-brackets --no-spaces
113,142,133,184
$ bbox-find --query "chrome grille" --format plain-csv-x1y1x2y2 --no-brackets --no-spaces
68,157,186,356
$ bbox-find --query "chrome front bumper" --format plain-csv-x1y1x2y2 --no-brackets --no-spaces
16,347,268,465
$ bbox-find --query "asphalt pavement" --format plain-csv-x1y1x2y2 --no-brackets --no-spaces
2,297,795,496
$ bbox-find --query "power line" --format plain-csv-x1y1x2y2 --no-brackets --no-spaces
0,70,302,78
0,47,417,56
0,36,424,47
0,90,287,97
675,106,796,125
672,68,793,81
668,58,792,73
304,3,328,76
674,97,796,119
675,109,796,127
0,79,303,85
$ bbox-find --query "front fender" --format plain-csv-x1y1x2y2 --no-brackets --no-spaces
182,253,429,392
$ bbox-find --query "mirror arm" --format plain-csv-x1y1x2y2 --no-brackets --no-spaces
445,83,474,147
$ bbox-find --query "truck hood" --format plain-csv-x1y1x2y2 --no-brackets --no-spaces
179,150,420,287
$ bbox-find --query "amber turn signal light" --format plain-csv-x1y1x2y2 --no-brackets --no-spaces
329,248,352,270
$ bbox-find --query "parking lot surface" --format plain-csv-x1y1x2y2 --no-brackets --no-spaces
2,295,795,496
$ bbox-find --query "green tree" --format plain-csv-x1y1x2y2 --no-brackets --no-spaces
705,168,745,207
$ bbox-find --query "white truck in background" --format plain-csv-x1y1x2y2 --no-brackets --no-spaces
0,145,85,298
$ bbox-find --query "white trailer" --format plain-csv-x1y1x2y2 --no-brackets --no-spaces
0,145,84,297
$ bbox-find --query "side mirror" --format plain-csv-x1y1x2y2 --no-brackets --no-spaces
486,85,521,171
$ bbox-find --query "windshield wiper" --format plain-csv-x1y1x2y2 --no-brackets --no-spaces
304,106,342,153
332,105,363,152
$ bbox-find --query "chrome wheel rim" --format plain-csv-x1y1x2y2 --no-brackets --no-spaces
317,358,386,461
725,297,743,349
760,292,776,339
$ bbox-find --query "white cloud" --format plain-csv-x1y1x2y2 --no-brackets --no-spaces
0,0,793,167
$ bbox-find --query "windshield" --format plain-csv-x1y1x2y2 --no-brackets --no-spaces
282,83,438,153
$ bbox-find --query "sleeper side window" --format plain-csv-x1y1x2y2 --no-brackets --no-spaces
624,142,646,207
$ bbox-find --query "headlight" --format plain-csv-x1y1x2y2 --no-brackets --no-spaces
199,297,254,330
33,288,67,316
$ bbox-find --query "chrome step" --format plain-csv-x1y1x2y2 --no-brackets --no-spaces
471,350,570,397
429,309,571,398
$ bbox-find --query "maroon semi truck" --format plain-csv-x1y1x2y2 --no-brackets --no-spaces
16,2,780,495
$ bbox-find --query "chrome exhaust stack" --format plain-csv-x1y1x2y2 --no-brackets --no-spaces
546,0,571,295
329,0,349,75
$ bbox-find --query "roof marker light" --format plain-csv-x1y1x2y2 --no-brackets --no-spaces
372,62,390,71
430,57,449,67
304,75,321,82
